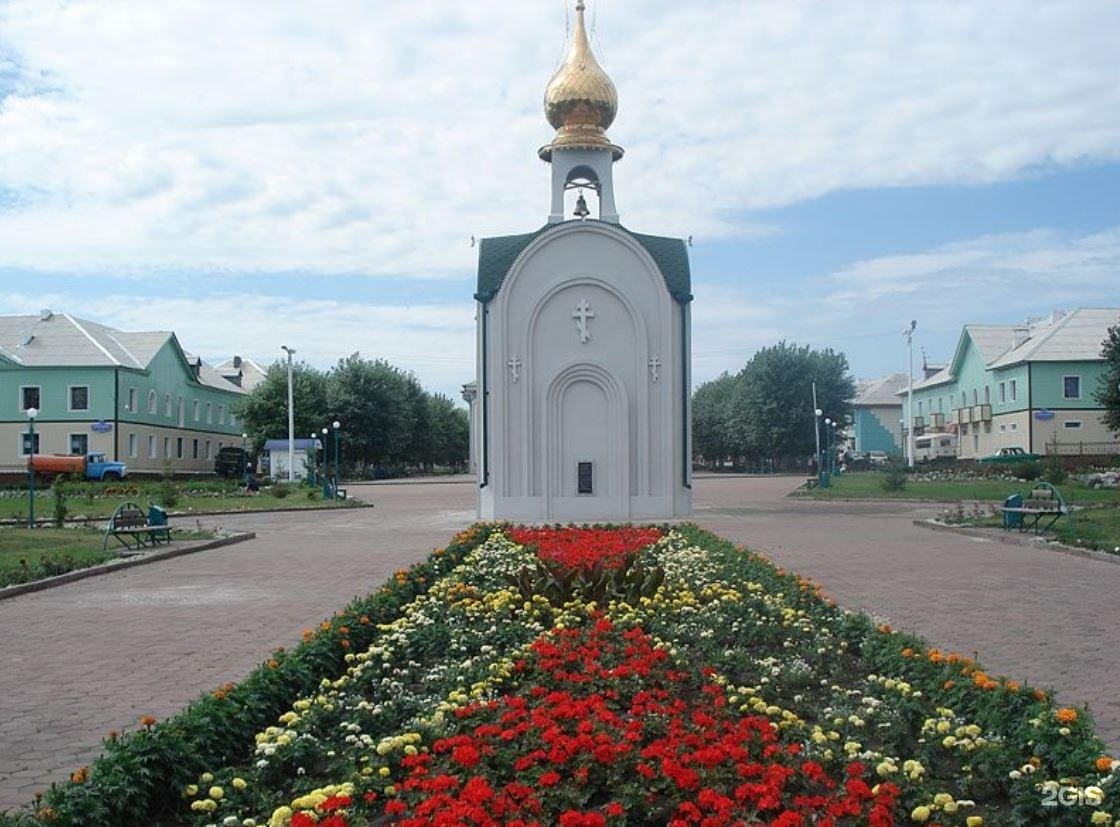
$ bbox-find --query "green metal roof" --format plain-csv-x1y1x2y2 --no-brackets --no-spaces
474,220,692,304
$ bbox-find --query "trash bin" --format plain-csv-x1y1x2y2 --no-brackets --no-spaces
148,505,167,527
819,471,830,488
1001,493,1022,529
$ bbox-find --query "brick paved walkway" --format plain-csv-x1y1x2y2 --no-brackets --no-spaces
1,477,1116,811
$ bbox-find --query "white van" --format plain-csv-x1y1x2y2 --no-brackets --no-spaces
915,433,958,462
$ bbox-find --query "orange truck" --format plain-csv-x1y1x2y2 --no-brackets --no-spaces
28,452,128,481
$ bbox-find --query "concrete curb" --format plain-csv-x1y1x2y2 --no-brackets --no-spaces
0,531,257,602
0,501,370,528
913,519,1120,566
356,477,476,486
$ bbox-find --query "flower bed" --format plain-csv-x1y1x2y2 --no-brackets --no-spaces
11,524,1119,827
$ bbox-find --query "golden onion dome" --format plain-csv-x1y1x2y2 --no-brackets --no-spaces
540,0,623,161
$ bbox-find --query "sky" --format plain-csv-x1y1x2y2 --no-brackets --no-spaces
1,0,1118,401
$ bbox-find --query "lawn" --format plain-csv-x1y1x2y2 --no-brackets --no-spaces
1058,506,1120,553
799,470,1119,506
0,525,215,588
0,483,359,522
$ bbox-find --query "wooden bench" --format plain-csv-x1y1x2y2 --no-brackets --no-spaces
103,502,172,551
1000,482,1069,535
804,477,819,490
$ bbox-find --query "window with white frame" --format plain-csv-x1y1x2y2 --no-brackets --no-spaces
972,388,978,406
164,394,172,416
984,386,990,404
128,433,138,457
206,440,212,460
127,387,137,412
1010,422,1018,431
999,424,1007,432
1062,375,1081,399
192,400,200,421
206,402,213,423
999,382,1006,403
164,436,171,458
176,437,184,459
69,385,90,411
19,432,40,456
69,433,88,455
218,405,225,424
1010,380,1017,401
192,438,199,459
1063,420,1082,429
148,435,157,458
20,386,41,411
148,390,157,413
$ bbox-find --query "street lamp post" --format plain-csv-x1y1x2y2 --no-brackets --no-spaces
26,407,38,529
332,421,341,499
321,427,331,498
281,345,297,483
904,320,917,468
309,432,318,486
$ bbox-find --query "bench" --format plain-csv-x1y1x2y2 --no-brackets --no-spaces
804,477,819,490
103,502,172,551
1000,482,1069,535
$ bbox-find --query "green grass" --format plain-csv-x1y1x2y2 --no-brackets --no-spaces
799,471,1120,506
0,486,358,522
0,527,118,587
1057,506,1120,553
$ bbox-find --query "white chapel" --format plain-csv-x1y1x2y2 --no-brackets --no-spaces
471,0,693,521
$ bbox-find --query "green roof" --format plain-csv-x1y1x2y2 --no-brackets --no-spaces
474,220,692,304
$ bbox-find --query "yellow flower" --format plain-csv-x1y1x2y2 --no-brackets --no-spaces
209,787,224,800
911,805,931,822
232,777,247,791
184,784,199,797
966,818,984,827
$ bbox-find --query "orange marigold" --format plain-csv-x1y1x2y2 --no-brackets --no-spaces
901,648,914,658
70,766,89,784
267,659,280,669
1005,680,1021,693
1056,708,1079,725
1096,756,1114,774
139,715,157,728
1034,689,1048,702
943,680,956,690
928,649,944,663
878,624,892,634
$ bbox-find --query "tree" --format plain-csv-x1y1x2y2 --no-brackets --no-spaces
236,361,329,453
693,342,856,466
692,373,738,468
1096,324,1120,434
327,354,418,467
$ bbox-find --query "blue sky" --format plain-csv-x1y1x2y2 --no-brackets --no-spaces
1,1,1118,400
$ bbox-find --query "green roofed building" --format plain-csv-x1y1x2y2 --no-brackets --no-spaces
0,310,246,475
901,309,1120,461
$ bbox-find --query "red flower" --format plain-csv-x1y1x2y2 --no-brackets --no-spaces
452,743,481,768
291,814,316,827
539,771,561,787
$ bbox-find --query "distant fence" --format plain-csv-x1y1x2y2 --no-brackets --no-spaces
1045,441,1120,456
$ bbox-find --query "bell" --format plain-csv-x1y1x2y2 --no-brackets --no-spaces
573,191,590,219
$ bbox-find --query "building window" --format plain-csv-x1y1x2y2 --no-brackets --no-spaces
206,402,213,423
1063,420,1083,429
20,386,41,411
999,382,1006,403
229,412,236,427
961,392,967,407
69,433,89,455
999,424,1007,432
128,433,138,457
1062,375,1081,399
218,405,225,425
127,387,137,412
1010,422,1018,432
164,394,172,416
973,434,979,452
983,386,990,404
20,432,40,456
148,435,157,458
176,437,184,459
192,439,199,459
178,396,184,427
148,390,157,413
192,400,200,421
1010,380,1017,401
69,385,90,411
206,440,213,460
164,437,171,458
961,423,968,435
972,389,978,406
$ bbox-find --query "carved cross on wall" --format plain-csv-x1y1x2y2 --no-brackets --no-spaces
648,355,662,382
572,300,595,344
507,356,522,383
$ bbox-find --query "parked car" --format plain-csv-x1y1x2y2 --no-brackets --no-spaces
214,446,250,478
978,446,1040,464
915,434,958,462
867,451,890,466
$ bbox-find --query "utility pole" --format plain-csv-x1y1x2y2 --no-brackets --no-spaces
904,321,917,468
281,345,296,483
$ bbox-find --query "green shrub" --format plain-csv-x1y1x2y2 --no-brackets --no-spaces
1016,460,1042,482
1043,454,1068,485
271,482,289,499
880,455,909,492
157,467,179,509
51,476,69,527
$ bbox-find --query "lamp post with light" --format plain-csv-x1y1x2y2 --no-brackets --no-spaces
332,421,341,499
26,407,38,529
309,432,318,486
281,345,296,483
321,427,331,498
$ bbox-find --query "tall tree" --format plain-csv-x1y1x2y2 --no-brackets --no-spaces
235,361,329,453
692,372,738,467
1096,324,1120,433
327,354,418,466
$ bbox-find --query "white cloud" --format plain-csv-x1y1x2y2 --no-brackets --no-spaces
689,225,1120,383
0,0,1118,275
